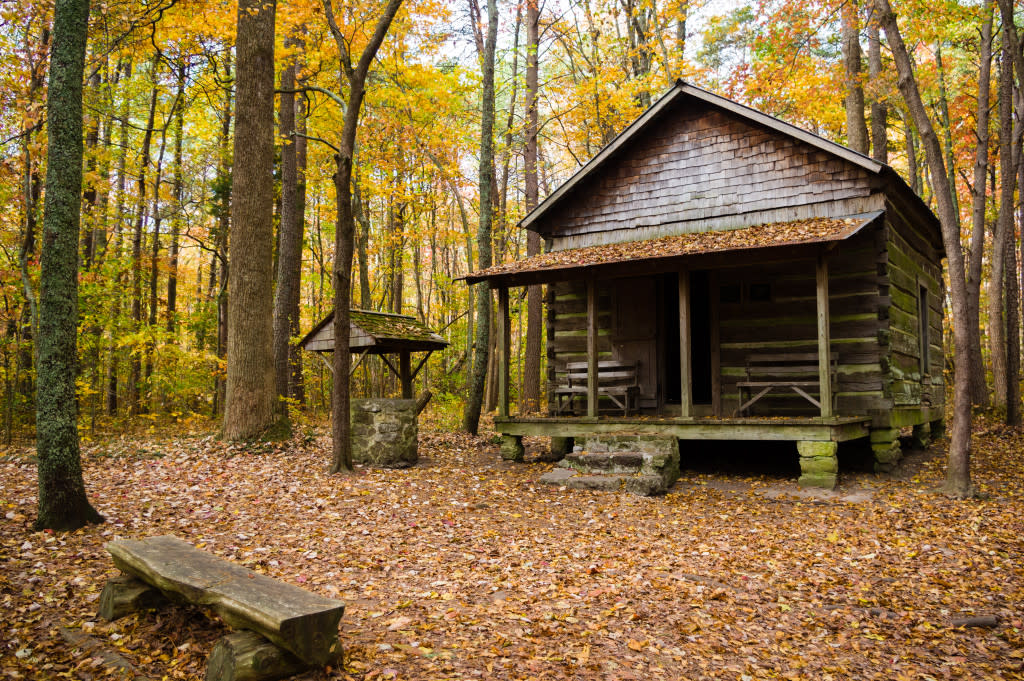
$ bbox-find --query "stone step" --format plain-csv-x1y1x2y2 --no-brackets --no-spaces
541,433,680,497
538,469,669,496
562,451,645,474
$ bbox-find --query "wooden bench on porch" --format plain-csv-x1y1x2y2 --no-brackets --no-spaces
554,360,640,416
98,535,345,681
735,352,838,416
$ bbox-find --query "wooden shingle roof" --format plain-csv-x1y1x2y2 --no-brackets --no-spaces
300,310,448,354
464,213,882,287
520,80,897,234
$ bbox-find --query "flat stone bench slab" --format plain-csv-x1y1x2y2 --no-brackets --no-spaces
106,535,344,665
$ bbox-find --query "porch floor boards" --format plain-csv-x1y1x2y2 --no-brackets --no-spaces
494,415,871,442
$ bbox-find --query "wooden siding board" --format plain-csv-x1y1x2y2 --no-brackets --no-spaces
535,105,876,240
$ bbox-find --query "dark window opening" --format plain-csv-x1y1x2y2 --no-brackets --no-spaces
749,283,772,302
719,283,741,303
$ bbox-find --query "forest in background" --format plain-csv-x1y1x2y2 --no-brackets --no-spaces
0,0,1022,442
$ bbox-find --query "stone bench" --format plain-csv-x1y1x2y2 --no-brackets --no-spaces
99,535,345,681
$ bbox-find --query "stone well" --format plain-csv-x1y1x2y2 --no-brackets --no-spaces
351,398,419,468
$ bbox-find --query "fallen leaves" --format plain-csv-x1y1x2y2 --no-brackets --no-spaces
0,414,1022,680
466,217,867,282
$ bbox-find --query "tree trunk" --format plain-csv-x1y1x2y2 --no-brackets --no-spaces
842,0,869,154
387,200,404,314
903,112,920,194
291,57,308,406
866,16,887,163
213,54,232,417
966,4,993,410
129,74,159,416
462,0,498,435
998,34,1019,425
934,44,960,219
145,123,169,409
223,0,277,440
273,38,304,406
106,58,131,416
522,0,542,415
167,63,186,334
876,0,972,496
34,0,104,531
1001,0,1024,425
81,69,101,269
354,178,372,309
324,0,405,473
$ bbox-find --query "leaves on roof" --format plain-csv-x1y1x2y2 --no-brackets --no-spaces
349,310,444,344
469,217,864,281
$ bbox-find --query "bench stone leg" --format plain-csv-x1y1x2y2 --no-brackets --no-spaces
911,422,931,449
206,630,312,681
870,428,901,474
500,434,524,462
98,575,168,622
797,441,838,490
929,418,946,440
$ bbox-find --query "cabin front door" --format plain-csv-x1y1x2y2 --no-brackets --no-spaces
611,277,658,409
662,271,713,408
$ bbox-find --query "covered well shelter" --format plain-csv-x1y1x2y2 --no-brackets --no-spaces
300,309,448,398
464,81,946,488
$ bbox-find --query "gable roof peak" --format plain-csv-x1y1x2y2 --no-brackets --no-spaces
521,80,886,231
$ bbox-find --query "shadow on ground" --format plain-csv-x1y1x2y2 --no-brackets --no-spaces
676,437,877,478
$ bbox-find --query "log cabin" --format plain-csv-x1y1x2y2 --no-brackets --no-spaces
464,81,945,489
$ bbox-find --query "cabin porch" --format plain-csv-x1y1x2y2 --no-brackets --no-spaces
464,215,945,489
493,414,872,442
484,246,860,490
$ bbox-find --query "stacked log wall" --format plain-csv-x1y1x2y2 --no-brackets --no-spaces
880,202,945,415
546,280,613,414
717,226,889,416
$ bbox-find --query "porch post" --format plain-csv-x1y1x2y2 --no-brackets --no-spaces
399,351,412,398
709,271,722,417
816,253,833,418
587,279,598,417
497,286,510,418
678,269,692,418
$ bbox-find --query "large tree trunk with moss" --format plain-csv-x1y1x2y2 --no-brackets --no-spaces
462,0,497,435
34,0,104,531
223,0,277,440
521,0,542,415
876,0,972,496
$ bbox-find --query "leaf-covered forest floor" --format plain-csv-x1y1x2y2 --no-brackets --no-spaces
2,414,1023,680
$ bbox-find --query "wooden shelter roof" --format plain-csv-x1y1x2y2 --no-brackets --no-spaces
299,309,448,354
464,213,881,287
520,80,932,236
